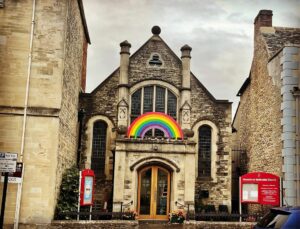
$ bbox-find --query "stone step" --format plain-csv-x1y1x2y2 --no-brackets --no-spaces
138,220,169,224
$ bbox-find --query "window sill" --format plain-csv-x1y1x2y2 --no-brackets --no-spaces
197,176,213,181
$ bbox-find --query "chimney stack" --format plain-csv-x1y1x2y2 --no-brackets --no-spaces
254,10,273,36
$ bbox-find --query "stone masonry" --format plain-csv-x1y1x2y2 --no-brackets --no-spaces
0,0,90,225
80,27,232,216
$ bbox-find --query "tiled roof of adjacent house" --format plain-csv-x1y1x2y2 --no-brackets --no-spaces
262,27,300,56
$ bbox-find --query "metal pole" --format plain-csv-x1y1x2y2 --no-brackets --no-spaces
0,173,9,228
239,177,242,222
77,171,82,221
280,177,283,207
89,205,92,221
14,164,25,229
120,202,123,220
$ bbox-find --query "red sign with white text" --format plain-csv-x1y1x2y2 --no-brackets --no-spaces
80,169,95,206
240,172,280,206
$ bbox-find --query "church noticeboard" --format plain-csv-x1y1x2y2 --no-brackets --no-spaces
240,172,280,206
80,169,95,206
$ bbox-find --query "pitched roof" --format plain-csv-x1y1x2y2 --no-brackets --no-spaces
261,27,300,56
89,34,230,104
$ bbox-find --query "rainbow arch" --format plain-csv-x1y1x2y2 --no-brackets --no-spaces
127,112,184,139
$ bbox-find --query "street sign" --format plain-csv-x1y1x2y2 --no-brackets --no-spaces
1,163,23,183
0,152,17,173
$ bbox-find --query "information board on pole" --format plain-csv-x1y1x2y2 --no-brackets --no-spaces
0,152,17,173
80,169,95,206
1,163,23,183
240,172,280,206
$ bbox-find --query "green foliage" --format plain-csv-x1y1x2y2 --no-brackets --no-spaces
55,165,79,220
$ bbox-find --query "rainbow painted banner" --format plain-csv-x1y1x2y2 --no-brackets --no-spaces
127,112,184,139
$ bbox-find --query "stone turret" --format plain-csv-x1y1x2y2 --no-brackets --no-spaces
117,40,131,131
180,44,192,135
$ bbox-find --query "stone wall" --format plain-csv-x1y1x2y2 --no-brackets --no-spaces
80,31,232,214
0,0,88,225
5,221,255,229
128,36,182,88
233,29,282,177
0,0,32,107
55,0,87,203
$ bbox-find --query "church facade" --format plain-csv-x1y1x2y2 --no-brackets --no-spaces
80,26,232,219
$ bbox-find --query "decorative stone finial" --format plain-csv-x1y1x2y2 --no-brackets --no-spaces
120,40,131,48
181,44,192,58
120,40,131,54
152,26,161,35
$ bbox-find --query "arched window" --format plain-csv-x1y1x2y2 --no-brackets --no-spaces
130,85,177,136
198,125,212,177
91,121,107,177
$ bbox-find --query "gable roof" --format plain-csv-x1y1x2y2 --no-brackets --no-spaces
261,26,300,57
89,34,230,104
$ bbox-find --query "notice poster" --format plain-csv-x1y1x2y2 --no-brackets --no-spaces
80,169,95,206
83,176,93,205
242,183,258,202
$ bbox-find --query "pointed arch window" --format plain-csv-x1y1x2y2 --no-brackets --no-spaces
91,121,107,177
198,125,212,177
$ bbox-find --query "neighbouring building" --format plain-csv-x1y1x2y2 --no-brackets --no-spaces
0,0,90,225
80,26,232,219
232,10,300,207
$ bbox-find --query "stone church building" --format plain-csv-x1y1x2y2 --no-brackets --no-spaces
80,26,232,219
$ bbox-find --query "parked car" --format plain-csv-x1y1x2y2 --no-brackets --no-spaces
254,206,300,229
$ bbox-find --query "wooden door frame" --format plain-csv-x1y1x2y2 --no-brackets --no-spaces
137,165,171,220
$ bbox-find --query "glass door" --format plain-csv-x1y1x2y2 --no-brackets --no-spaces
138,166,170,219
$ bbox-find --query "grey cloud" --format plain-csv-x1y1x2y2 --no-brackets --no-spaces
83,0,300,114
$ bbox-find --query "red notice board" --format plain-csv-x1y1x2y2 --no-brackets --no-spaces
240,172,280,206
80,169,95,206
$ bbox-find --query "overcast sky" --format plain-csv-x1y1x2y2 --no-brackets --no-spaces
83,0,300,114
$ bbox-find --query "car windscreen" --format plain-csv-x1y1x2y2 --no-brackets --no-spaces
256,210,290,228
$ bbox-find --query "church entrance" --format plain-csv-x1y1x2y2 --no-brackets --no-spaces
137,165,170,220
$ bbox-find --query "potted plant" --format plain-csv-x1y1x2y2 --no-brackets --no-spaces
169,210,185,224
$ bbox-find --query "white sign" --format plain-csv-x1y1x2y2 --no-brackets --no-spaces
0,152,17,160
1,176,21,183
0,152,17,172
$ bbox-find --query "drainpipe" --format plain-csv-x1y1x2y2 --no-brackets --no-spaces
294,87,300,205
14,1,36,228
20,0,36,162
77,108,86,168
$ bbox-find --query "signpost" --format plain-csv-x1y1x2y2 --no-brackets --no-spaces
0,152,18,228
239,172,281,221
1,163,23,184
77,169,95,220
